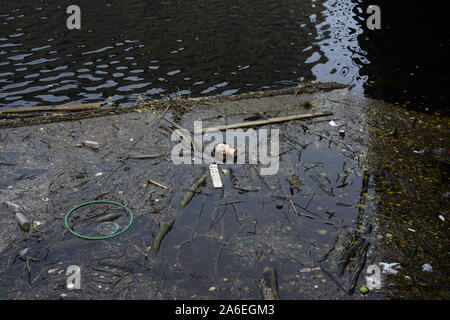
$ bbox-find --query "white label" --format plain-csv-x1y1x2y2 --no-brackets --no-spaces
209,164,223,188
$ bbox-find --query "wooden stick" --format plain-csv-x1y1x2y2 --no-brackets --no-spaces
127,154,165,160
196,112,333,134
151,219,175,255
148,179,169,190
180,174,207,208
1,103,101,114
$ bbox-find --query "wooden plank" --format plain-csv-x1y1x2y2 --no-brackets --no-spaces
195,111,333,134
0,103,101,114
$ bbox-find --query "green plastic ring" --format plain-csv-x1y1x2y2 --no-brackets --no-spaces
64,200,134,240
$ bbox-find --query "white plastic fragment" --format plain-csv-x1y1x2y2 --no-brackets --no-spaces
299,266,321,272
413,147,428,154
209,164,223,188
379,262,400,275
80,140,99,149
407,228,416,232
328,120,337,127
438,215,445,221
422,263,433,272
19,248,29,257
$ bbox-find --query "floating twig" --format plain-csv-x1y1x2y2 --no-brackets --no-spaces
148,179,169,190
180,174,207,208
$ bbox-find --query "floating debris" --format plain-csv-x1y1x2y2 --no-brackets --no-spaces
3,201,24,213
359,286,369,295
258,266,280,300
209,164,223,188
299,266,321,273
422,263,433,273
379,262,400,275
15,212,31,232
151,219,175,255
148,178,169,190
80,140,99,149
180,174,207,208
96,222,120,236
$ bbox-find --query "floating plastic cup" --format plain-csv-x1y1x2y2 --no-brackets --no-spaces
96,222,120,236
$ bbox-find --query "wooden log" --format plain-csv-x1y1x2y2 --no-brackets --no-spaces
196,112,333,134
180,174,207,208
151,218,175,255
258,266,281,300
0,103,101,114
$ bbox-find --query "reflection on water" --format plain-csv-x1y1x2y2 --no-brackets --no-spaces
1,1,448,111
0,0,368,108
310,0,368,92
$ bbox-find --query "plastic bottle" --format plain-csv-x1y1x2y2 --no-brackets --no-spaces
15,212,31,232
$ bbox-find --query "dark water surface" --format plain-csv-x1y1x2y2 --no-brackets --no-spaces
1,0,447,111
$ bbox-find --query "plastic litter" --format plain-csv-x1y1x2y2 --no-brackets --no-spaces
19,248,29,257
15,212,31,232
209,164,223,188
80,140,99,149
413,147,430,155
3,201,24,213
33,220,42,228
379,262,400,275
96,222,121,236
422,263,433,272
